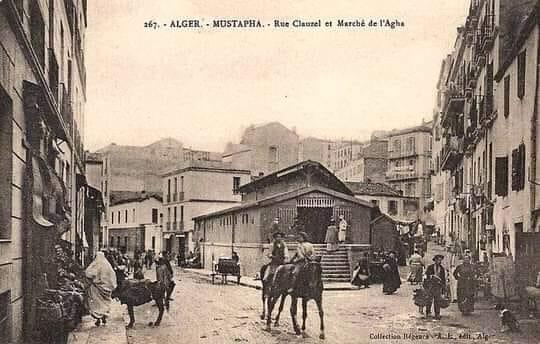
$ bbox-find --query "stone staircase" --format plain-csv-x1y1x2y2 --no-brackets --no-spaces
313,244,351,283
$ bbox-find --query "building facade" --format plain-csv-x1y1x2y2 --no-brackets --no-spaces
386,122,433,219
161,160,250,258
335,139,388,183
223,122,299,176
108,193,162,255
346,182,419,222
298,137,334,169
0,0,87,341
431,0,540,280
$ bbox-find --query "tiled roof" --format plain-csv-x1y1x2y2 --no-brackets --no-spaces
345,182,402,197
110,191,163,206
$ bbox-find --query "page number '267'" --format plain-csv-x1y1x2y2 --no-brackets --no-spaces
144,20,160,29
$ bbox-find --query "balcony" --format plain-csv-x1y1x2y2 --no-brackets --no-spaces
389,148,416,159
178,191,184,201
173,193,177,202
441,136,463,171
166,195,171,203
386,166,418,181
441,92,466,128
172,221,177,231
166,222,171,231
481,16,495,52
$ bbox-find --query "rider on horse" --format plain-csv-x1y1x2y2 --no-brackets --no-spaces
263,231,289,285
288,231,315,293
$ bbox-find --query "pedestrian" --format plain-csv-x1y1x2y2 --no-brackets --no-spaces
407,249,424,285
133,254,144,280
263,231,289,285
288,231,314,293
338,215,348,243
325,217,339,252
424,254,446,320
453,254,477,315
382,251,401,295
84,251,117,326
351,252,370,288
156,256,175,303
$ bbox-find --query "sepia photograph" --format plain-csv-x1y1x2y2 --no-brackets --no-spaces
1,0,540,343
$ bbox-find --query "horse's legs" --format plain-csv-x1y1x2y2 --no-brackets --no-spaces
301,298,308,333
290,296,301,335
153,298,165,326
316,296,325,340
126,305,135,329
265,296,278,332
274,294,286,326
260,284,266,320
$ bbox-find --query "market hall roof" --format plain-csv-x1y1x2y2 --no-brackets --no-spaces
193,184,375,221
237,160,353,196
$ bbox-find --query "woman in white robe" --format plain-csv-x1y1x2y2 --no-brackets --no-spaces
85,251,118,326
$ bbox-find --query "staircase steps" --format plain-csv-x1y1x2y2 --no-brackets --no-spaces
314,246,351,283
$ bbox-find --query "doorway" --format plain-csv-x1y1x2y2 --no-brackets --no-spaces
297,207,333,244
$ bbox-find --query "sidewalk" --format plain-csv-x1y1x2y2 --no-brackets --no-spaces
67,300,127,344
183,267,359,291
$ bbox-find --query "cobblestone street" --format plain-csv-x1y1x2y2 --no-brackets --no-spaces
121,268,539,344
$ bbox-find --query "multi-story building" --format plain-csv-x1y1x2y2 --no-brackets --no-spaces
108,192,162,255
84,152,104,258
298,137,334,169
161,160,251,257
223,122,299,176
335,139,388,183
386,122,433,218
346,182,419,222
330,140,364,172
432,0,539,271
0,0,87,341
95,138,220,249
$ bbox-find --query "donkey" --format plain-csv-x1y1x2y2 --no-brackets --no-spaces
260,264,287,325
265,260,325,339
114,275,168,329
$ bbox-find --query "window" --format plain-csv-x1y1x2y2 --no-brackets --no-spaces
0,291,10,341
167,207,171,222
511,143,526,191
180,206,184,223
152,208,158,223
388,200,398,215
0,91,13,240
517,50,526,99
30,1,45,68
406,137,415,153
180,176,184,192
117,236,121,248
117,211,120,223
125,210,128,223
124,237,128,249
110,237,114,247
167,179,171,202
269,146,279,163
393,139,401,154
503,75,510,117
233,176,241,194
371,199,379,206
495,156,508,197
173,206,177,223
48,50,59,101
132,209,135,222
152,236,155,249
111,212,114,224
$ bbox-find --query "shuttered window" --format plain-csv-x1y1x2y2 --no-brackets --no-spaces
517,50,526,99
495,157,508,196
511,144,526,191
504,75,510,117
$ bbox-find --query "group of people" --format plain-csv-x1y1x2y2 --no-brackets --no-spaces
410,250,478,320
83,249,177,326
325,215,348,251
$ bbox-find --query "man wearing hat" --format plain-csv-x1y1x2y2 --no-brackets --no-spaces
263,231,289,284
288,231,315,293
424,254,446,320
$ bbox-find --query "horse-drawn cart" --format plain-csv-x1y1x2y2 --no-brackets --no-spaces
211,257,241,285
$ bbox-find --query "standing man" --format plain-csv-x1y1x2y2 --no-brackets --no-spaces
338,215,348,244
424,254,446,320
288,232,314,293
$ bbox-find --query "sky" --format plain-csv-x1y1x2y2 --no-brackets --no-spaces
85,0,470,152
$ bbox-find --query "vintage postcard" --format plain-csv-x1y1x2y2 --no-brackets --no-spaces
1,0,540,343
